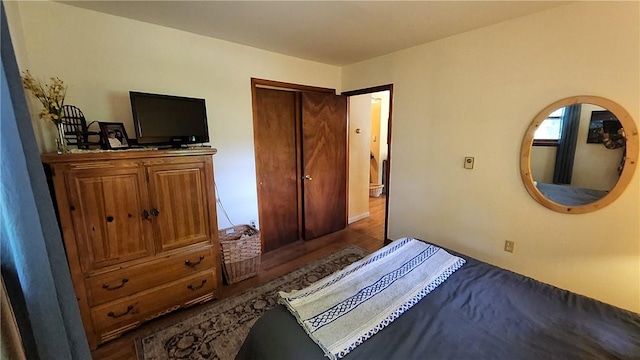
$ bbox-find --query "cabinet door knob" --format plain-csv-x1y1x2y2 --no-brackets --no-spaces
152,208,160,217
142,210,151,220
302,175,312,181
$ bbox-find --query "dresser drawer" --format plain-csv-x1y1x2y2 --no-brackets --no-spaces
91,271,215,334
86,247,214,306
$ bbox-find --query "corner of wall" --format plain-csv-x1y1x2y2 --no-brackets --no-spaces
4,2,47,153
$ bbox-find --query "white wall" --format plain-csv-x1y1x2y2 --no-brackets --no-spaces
343,1,640,312
530,146,556,183
348,95,372,223
6,1,341,230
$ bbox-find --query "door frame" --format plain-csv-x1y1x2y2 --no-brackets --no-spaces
342,84,394,244
250,78,341,249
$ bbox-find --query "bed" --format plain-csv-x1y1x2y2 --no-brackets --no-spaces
535,182,609,206
236,238,640,360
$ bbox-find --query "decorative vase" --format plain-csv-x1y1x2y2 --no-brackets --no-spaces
56,122,68,154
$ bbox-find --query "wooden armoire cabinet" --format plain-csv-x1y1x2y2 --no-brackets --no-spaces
42,148,221,349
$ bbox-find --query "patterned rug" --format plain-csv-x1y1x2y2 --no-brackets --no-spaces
135,245,368,360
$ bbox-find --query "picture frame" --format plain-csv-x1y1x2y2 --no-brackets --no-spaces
587,110,621,144
99,122,131,149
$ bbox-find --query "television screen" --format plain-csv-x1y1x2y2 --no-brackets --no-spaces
130,91,209,147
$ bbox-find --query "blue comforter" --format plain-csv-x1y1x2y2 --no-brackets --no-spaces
237,243,640,360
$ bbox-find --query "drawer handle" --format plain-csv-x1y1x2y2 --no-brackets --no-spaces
187,279,207,291
184,255,205,268
107,305,134,318
102,278,129,290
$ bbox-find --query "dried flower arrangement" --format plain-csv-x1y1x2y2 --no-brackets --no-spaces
21,70,67,125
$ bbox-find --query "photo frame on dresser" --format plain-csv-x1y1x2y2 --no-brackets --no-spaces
587,110,621,144
99,122,130,149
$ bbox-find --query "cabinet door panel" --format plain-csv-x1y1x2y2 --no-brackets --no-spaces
67,167,154,272
147,163,210,251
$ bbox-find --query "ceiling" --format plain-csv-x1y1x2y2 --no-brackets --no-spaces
61,1,569,66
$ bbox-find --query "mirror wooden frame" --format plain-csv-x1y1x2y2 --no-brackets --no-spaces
521,95,638,214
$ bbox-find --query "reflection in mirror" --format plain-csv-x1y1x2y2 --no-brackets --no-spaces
521,96,638,214
531,104,624,205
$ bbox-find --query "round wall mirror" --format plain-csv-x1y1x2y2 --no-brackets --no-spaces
521,96,638,214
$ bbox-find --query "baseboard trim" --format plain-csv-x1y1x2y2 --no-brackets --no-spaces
348,212,370,224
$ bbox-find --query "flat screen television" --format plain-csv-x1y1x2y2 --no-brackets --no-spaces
130,91,209,148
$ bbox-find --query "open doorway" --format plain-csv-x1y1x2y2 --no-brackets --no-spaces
343,85,393,243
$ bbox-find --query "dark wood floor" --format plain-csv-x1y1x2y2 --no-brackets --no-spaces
92,195,386,360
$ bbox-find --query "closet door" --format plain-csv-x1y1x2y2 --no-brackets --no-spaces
254,88,301,252
301,92,347,239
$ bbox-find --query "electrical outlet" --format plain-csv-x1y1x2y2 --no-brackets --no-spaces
250,220,256,228
504,240,515,253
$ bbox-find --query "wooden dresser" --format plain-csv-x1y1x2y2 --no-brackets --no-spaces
42,148,222,349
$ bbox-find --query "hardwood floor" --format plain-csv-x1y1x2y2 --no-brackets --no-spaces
91,196,386,360
349,194,386,241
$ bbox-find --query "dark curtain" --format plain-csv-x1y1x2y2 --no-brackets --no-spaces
1,4,91,359
553,104,582,184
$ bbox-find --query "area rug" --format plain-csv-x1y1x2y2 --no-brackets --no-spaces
136,245,368,360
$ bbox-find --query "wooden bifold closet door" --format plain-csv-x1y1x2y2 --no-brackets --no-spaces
254,86,347,252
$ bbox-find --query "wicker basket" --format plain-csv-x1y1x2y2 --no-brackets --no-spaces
218,225,261,284
369,184,384,197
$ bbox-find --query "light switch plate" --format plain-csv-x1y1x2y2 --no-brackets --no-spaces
464,157,475,169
